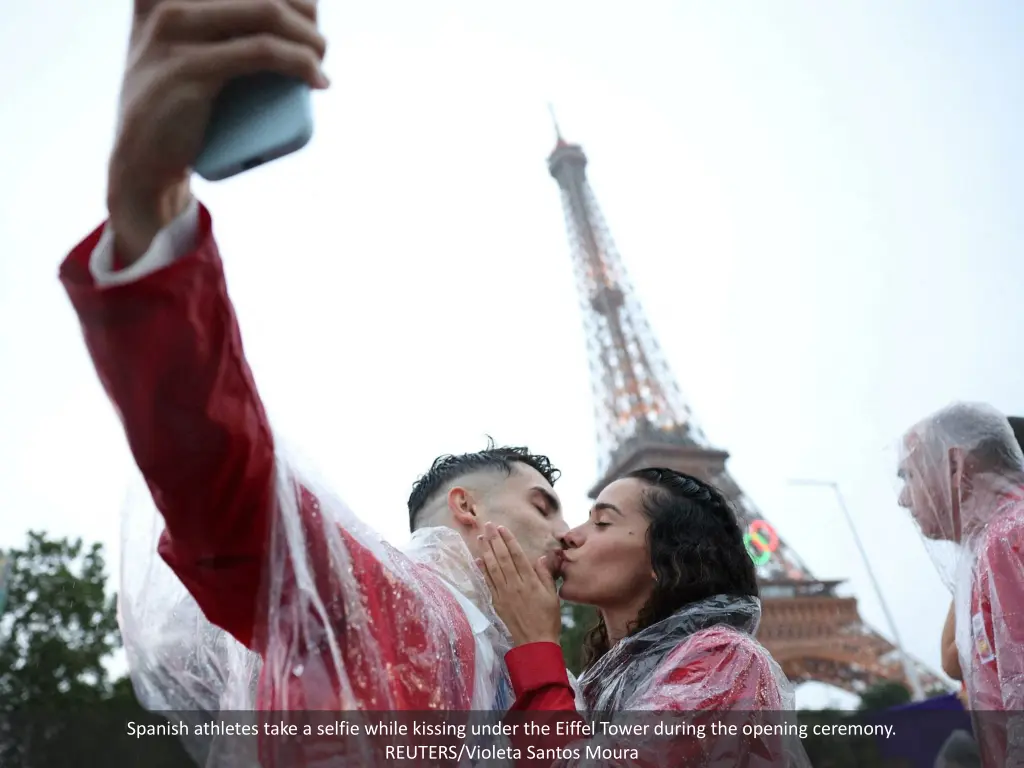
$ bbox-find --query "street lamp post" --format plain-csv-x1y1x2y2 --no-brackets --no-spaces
789,479,926,702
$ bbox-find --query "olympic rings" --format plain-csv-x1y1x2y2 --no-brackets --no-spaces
743,520,779,566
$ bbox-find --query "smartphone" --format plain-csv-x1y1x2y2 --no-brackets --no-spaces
194,73,314,182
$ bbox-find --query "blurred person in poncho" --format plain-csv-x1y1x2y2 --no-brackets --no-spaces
897,403,1024,767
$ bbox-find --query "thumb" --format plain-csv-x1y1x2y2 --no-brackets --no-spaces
534,555,557,592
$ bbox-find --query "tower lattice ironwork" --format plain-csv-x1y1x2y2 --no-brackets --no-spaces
547,124,947,696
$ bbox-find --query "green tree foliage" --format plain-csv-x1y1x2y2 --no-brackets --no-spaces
0,531,192,767
560,601,599,676
0,532,121,708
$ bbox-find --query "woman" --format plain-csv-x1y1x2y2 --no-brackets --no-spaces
478,467,810,767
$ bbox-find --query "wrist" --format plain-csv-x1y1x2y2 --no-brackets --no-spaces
107,174,192,267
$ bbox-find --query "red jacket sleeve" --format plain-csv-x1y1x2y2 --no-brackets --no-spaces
503,643,583,767
504,629,793,768
59,208,474,709
506,642,578,711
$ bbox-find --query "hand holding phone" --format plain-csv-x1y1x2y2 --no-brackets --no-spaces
107,0,329,263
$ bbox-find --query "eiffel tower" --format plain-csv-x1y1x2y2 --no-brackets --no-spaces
547,120,947,697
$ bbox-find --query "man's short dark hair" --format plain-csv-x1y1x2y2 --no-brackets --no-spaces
407,439,560,531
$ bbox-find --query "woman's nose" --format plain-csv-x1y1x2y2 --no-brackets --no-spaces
560,527,584,549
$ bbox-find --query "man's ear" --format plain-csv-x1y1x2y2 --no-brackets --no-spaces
448,487,478,530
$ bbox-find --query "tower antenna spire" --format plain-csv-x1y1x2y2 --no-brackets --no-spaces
547,103,563,142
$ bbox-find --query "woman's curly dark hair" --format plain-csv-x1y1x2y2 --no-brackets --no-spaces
580,467,758,669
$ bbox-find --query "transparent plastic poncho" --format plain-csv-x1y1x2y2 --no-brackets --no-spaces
897,403,1024,765
538,594,812,767
117,449,537,767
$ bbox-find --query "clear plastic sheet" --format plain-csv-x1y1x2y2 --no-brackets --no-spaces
554,594,812,767
897,403,1024,764
118,480,263,767
117,447,535,767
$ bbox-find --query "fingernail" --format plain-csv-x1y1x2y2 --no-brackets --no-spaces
315,69,331,88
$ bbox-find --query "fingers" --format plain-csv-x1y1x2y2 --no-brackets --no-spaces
286,0,319,24
483,524,523,584
479,546,506,589
141,0,328,88
182,35,329,88
495,525,535,579
153,0,326,60
533,555,557,592
140,0,318,27
477,556,498,594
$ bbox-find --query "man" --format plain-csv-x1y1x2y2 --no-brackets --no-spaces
898,403,1024,767
61,0,571,763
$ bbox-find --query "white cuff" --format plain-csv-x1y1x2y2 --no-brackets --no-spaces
90,199,201,288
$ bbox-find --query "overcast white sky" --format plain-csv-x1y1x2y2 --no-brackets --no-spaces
2,1,1023,708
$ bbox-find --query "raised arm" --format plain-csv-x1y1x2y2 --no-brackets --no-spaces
64,0,478,714
66,198,478,707
64,201,275,648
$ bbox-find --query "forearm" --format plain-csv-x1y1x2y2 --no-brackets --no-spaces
61,203,274,644
106,175,193,268
64,202,273,548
